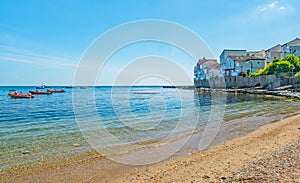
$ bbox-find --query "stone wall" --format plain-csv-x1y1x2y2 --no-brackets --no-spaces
194,74,300,89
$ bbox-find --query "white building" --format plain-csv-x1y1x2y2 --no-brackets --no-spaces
194,58,220,81
219,49,247,75
224,56,266,77
247,50,266,58
281,38,300,58
289,45,300,57
266,38,300,63
266,44,282,63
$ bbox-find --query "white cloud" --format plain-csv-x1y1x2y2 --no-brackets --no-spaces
279,6,286,10
268,1,278,8
0,45,78,67
259,1,286,13
260,7,266,12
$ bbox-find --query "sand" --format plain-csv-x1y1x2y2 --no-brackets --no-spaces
112,114,300,182
2,114,300,182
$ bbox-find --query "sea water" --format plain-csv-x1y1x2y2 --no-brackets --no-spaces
0,86,299,170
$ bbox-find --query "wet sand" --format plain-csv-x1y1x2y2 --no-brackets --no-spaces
113,114,300,182
1,114,300,182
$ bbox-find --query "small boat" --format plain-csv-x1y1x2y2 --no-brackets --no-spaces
36,84,51,89
47,89,65,93
65,86,73,88
80,86,88,89
29,90,52,95
8,92,34,98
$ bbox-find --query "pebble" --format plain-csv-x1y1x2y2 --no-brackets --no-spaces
22,151,30,154
226,142,300,182
202,175,210,179
220,176,227,180
73,144,80,147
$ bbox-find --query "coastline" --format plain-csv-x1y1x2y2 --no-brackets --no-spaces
112,113,300,182
2,113,299,182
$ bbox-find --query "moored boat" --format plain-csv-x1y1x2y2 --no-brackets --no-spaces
47,89,65,93
36,84,51,89
29,90,52,95
8,92,34,98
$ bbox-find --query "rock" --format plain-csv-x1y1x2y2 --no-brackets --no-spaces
220,176,227,180
22,151,30,154
202,175,210,179
73,143,80,147
260,170,267,174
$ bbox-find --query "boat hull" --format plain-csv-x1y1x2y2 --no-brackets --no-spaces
8,92,34,98
47,89,65,93
29,91,52,95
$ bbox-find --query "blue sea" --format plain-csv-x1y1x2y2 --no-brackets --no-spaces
0,86,300,170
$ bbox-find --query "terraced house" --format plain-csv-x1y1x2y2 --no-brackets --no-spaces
224,56,266,77
194,58,221,81
266,38,300,63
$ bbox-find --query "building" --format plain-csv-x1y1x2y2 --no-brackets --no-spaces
224,56,266,77
206,63,221,79
266,38,300,63
266,44,282,63
281,38,300,58
194,58,220,82
194,59,207,81
219,49,247,75
289,45,300,57
247,50,266,58
247,56,266,73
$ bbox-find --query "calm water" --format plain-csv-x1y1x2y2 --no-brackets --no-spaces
0,86,300,170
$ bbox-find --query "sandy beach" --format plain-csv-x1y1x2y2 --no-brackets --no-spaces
2,113,299,182
113,114,300,183
112,115,300,183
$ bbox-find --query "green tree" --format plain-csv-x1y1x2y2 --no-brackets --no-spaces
251,60,294,76
282,54,300,72
272,58,280,62
272,61,294,74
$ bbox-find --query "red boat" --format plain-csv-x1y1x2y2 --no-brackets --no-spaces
29,90,52,95
8,92,34,98
47,89,65,93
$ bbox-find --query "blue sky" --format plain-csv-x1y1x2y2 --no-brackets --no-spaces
0,0,299,85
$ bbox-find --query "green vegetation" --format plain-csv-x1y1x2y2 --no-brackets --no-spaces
295,71,300,77
250,54,300,77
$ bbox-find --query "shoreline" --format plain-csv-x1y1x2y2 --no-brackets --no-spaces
195,85,300,100
2,113,299,182
113,113,300,182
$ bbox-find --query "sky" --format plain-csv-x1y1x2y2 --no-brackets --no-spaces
0,0,299,86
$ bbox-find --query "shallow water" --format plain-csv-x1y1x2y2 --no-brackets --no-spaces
0,86,299,170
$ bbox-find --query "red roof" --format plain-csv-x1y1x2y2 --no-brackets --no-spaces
197,58,218,66
229,55,265,62
206,63,220,70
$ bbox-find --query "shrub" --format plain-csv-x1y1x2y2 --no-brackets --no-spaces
282,54,300,72
267,60,294,75
295,71,300,77
250,54,297,77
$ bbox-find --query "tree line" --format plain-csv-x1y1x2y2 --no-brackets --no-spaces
250,54,300,77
